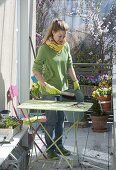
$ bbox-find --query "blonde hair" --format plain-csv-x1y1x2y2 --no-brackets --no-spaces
42,18,69,43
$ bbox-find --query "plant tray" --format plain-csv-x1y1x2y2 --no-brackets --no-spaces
0,125,21,138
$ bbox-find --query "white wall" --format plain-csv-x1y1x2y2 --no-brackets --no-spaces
0,0,36,112
0,0,16,110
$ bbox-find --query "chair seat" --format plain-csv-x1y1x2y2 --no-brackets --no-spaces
22,116,47,125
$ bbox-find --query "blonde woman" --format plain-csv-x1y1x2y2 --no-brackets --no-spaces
32,18,80,159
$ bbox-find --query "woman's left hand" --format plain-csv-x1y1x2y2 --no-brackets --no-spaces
73,80,80,90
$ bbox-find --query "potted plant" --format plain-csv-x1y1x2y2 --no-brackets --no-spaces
92,77,112,112
0,116,22,138
91,76,112,132
0,116,21,128
91,98,108,132
30,81,41,99
79,74,100,97
78,71,112,98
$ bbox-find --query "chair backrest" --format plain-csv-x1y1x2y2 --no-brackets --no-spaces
7,85,27,119
7,85,18,101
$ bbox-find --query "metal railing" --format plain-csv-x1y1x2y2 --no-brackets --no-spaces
73,63,113,76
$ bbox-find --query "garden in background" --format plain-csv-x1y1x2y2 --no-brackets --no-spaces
36,0,115,64
33,0,115,99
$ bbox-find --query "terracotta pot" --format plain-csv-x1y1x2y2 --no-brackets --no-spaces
97,95,111,112
97,95,111,101
91,115,108,132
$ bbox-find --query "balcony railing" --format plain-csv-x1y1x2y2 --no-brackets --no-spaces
73,63,112,76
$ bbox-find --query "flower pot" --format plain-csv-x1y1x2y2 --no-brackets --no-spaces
0,125,21,138
91,115,108,132
97,95,111,101
97,96,111,112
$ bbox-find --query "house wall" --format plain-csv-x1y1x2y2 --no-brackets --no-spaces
0,0,36,112
0,0,16,110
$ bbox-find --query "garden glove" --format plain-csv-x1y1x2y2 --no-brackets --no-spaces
73,80,80,90
44,83,61,95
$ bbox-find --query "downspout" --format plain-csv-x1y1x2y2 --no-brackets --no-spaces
29,0,36,85
19,0,30,103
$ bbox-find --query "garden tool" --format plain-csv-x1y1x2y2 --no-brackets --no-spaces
44,83,75,97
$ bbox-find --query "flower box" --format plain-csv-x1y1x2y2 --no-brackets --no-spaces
0,125,21,138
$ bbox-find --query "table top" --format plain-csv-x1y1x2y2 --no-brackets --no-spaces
17,100,92,112
0,126,28,165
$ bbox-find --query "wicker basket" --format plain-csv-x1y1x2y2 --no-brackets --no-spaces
80,85,94,97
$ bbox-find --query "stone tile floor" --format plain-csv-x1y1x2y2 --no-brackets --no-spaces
29,122,114,170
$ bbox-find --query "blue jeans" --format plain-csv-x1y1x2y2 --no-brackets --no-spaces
42,95,64,151
42,89,84,151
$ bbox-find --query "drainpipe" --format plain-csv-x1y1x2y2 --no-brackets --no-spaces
28,0,36,85
16,0,35,103
18,0,30,103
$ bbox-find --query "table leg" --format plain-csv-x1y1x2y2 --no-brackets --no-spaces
73,112,80,163
26,110,47,166
37,121,80,169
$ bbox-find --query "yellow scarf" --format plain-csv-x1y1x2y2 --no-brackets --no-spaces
46,40,64,52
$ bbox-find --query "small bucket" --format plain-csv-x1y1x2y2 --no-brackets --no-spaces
0,110,10,119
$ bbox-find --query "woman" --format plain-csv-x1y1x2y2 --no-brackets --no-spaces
32,18,80,159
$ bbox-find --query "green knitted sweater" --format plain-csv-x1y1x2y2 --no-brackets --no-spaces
32,42,73,93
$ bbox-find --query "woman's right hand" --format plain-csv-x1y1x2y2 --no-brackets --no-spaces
44,83,61,95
